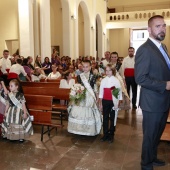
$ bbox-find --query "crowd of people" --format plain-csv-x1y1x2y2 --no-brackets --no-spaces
0,47,136,143
0,15,170,170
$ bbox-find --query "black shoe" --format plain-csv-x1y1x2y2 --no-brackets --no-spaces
100,135,109,142
153,159,166,166
133,105,137,109
108,136,114,143
19,139,24,143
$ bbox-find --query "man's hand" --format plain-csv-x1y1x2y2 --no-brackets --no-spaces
166,81,170,90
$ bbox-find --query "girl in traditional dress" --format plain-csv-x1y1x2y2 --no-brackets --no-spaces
99,64,122,143
1,79,33,142
67,60,102,136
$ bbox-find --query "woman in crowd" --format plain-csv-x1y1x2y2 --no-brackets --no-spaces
59,71,75,89
47,65,61,79
110,52,130,111
59,71,75,105
42,57,52,75
27,56,35,71
110,52,122,72
1,79,33,142
91,62,99,76
20,58,32,81
61,57,67,70
69,65,76,77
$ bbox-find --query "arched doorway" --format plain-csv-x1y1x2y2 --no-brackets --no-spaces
78,1,91,57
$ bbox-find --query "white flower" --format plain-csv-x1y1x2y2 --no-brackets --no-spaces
76,87,79,91
70,90,76,96
74,84,80,88
81,86,84,91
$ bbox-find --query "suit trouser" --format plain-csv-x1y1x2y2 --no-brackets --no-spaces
141,110,169,170
102,99,115,136
125,76,137,106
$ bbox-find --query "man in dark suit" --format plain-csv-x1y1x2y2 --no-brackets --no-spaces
135,15,170,170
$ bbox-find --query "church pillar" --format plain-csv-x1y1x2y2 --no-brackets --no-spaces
39,0,51,60
18,0,34,58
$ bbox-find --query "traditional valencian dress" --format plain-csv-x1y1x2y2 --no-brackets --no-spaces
67,72,102,136
1,92,33,140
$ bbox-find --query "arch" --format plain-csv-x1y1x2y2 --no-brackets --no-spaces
77,0,91,57
96,14,103,59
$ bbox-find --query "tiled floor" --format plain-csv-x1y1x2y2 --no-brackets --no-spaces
0,108,170,170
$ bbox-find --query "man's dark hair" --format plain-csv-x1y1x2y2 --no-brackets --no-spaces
3,50,9,53
16,58,23,65
83,60,91,66
148,15,164,26
128,47,135,51
111,51,118,56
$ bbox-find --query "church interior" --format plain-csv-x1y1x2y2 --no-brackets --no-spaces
0,0,170,170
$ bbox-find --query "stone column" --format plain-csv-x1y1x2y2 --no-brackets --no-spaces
39,0,51,60
18,0,34,58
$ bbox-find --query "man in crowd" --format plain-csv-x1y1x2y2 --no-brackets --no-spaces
121,47,137,109
75,63,83,76
0,50,11,85
102,51,110,68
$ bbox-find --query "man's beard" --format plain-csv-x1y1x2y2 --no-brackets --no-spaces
129,54,134,57
155,32,165,41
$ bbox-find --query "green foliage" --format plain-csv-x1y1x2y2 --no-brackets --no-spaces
112,88,120,99
70,89,86,105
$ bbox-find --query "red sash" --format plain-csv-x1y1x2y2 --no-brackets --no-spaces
103,88,112,100
8,72,18,79
124,68,134,77
6,69,10,73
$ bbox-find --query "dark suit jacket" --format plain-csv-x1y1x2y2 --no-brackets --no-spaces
135,38,170,112
77,73,97,90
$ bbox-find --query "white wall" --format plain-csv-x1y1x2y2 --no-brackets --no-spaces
0,0,18,56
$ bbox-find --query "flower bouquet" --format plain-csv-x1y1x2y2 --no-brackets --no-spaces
111,86,120,110
69,84,86,105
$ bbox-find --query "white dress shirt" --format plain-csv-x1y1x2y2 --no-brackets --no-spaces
102,59,109,68
47,72,61,79
99,76,122,100
121,55,135,78
9,64,27,76
0,57,11,74
59,79,75,89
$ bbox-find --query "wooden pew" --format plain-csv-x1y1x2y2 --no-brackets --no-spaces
25,94,63,141
52,88,70,125
46,79,61,82
23,87,70,124
21,82,60,88
23,86,59,99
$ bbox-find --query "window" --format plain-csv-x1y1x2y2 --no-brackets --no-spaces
131,29,149,52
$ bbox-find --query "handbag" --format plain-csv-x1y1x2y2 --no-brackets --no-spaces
119,92,131,110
